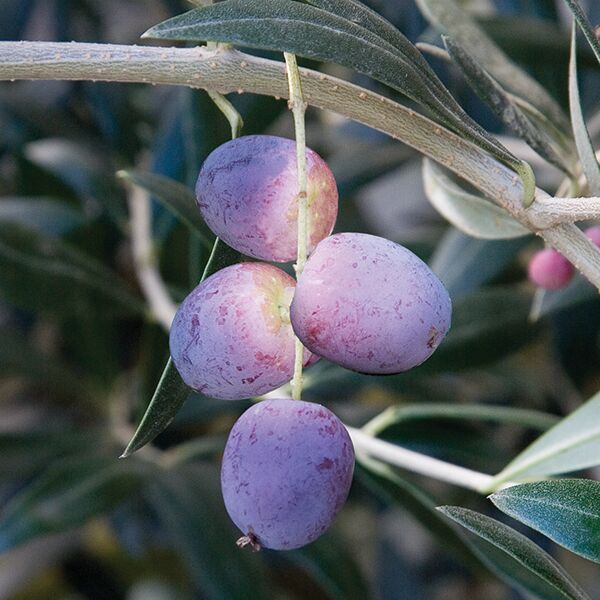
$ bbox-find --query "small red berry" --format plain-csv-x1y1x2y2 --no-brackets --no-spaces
528,248,574,290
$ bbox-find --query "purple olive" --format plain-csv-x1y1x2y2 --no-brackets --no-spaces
528,248,574,290
290,232,452,374
196,135,338,262
169,263,314,400
221,398,354,550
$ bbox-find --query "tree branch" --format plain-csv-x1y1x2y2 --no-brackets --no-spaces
2,41,600,289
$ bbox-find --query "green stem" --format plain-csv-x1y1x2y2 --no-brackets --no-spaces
284,52,309,402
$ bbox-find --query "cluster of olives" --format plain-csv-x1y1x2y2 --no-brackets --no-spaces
169,135,452,550
528,226,600,290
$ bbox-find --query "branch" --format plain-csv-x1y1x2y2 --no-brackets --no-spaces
2,41,600,290
347,427,508,493
125,179,178,331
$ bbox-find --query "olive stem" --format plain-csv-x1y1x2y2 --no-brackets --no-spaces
348,426,514,493
206,40,244,139
125,177,177,331
285,52,309,402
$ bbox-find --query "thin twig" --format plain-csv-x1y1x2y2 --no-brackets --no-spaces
126,182,177,331
284,52,309,402
348,427,512,493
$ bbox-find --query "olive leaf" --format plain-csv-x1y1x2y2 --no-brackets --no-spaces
423,158,530,240
568,22,600,196
121,238,242,458
491,479,600,564
443,36,577,177
415,0,571,135
143,0,532,199
438,507,591,600
562,0,600,65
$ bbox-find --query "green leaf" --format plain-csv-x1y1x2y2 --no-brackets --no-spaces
0,197,84,235
24,138,126,227
121,237,242,457
0,327,95,399
491,390,600,488
0,454,148,552
363,403,559,437
491,479,600,564
536,275,598,319
355,458,482,570
415,0,571,135
442,36,576,176
417,286,539,373
430,230,529,299
146,464,271,600
562,0,600,65
423,159,530,239
287,534,370,600
120,358,189,458
0,430,102,479
438,506,591,600
479,14,600,70
568,22,600,196
143,0,524,176
117,170,214,249
0,222,144,318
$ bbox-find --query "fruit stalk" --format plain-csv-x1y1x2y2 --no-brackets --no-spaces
284,52,309,402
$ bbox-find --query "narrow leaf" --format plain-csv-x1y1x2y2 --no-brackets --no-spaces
117,169,214,248
439,507,590,600
121,237,242,457
415,0,571,135
491,479,600,564
0,197,84,235
536,275,598,319
443,36,576,176
120,358,189,458
0,454,147,552
146,465,271,599
568,22,600,196
24,138,126,227
563,0,600,65
491,390,600,488
0,222,144,317
423,159,530,239
143,0,523,176
430,230,529,299
356,458,482,570
417,286,539,373
363,403,559,437
287,534,370,600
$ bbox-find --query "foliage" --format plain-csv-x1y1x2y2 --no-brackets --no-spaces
1,0,600,598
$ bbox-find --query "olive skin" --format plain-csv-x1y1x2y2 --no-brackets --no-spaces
196,135,338,262
220,398,354,550
290,232,452,374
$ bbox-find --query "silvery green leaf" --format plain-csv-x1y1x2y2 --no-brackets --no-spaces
562,0,600,65
423,159,529,240
491,479,600,564
438,507,590,600
568,22,600,196
443,36,577,176
491,390,600,487
415,0,571,136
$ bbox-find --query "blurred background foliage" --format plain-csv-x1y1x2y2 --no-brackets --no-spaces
1,0,600,598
